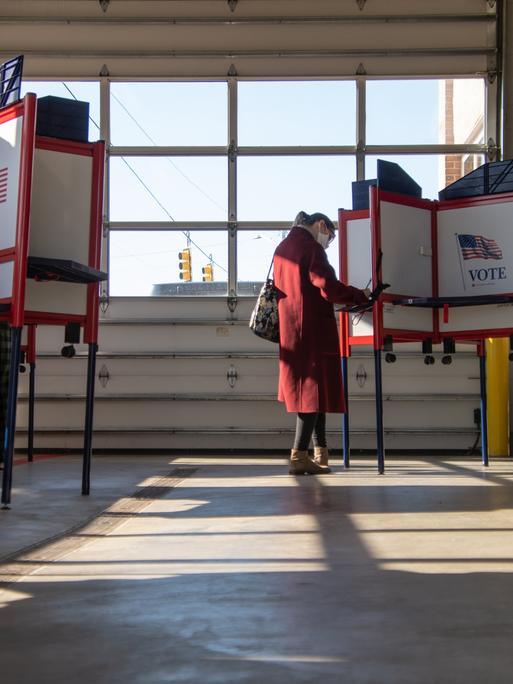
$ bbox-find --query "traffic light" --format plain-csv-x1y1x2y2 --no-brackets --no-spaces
178,248,192,281
202,263,214,282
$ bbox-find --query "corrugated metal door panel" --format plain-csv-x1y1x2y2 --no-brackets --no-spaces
17,354,480,397
14,396,477,431
29,321,273,354
102,297,234,321
0,0,492,77
14,429,476,454
348,356,480,395
107,323,273,354
18,357,279,395
0,1,488,19
0,22,489,54
16,398,292,429
21,301,483,450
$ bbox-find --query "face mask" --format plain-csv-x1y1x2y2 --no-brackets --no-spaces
316,230,330,249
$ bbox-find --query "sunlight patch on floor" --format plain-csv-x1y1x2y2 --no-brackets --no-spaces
0,588,33,609
351,509,513,574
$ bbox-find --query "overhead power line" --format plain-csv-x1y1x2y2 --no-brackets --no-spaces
111,91,227,215
61,82,228,274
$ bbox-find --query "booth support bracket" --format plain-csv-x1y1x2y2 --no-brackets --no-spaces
487,137,499,161
100,292,110,314
227,291,238,314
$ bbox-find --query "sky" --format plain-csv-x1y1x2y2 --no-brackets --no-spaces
20,78,484,296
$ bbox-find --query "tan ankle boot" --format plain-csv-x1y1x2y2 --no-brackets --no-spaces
289,449,331,475
313,446,329,467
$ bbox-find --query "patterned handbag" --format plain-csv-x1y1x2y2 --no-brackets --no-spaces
249,259,280,343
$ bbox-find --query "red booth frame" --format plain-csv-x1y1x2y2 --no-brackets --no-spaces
0,93,105,507
338,186,513,473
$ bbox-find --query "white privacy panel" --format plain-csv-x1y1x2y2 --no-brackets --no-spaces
28,147,92,264
0,261,14,299
437,200,513,297
24,279,88,316
349,310,373,338
439,302,513,334
379,200,433,297
383,302,433,332
0,116,23,251
346,217,372,289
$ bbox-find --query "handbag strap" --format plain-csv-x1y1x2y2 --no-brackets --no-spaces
266,251,276,280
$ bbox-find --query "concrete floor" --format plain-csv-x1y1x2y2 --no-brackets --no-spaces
2,454,513,683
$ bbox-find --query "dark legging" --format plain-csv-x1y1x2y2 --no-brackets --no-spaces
293,412,327,450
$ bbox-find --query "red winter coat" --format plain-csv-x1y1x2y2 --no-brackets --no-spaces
274,226,368,413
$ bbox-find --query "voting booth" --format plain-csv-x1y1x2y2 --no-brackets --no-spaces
339,180,513,474
0,92,106,506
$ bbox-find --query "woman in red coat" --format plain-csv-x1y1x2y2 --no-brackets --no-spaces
274,211,369,475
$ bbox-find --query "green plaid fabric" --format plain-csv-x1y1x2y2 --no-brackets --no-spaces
0,322,10,460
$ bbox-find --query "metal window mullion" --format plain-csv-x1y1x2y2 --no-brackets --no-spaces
110,143,486,157
109,221,308,231
364,144,487,154
228,78,237,299
486,0,503,161
108,222,229,230
486,74,499,161
100,76,110,302
356,77,365,181
232,222,291,231
112,145,357,157
109,146,227,156
237,146,356,155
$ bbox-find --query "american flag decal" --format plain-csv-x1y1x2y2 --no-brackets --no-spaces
0,167,7,203
457,233,503,260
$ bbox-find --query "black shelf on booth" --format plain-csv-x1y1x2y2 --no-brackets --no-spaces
393,295,513,308
438,160,513,201
27,256,107,284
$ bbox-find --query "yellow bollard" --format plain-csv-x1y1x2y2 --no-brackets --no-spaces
485,338,510,457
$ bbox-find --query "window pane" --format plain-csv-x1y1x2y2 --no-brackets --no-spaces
237,228,341,291
238,81,356,146
238,156,355,222
109,157,227,221
367,79,485,146
238,230,285,287
444,79,485,145
109,231,228,297
21,81,100,142
365,154,485,202
110,82,228,146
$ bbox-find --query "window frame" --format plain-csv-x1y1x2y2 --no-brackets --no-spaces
20,75,490,301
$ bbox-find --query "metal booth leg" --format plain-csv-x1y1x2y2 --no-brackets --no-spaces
27,324,36,463
82,342,98,496
479,350,489,467
2,327,22,508
342,356,350,468
374,348,385,474
27,361,36,462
